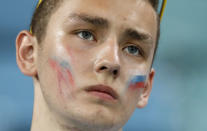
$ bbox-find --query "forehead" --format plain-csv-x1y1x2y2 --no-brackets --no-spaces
50,0,157,38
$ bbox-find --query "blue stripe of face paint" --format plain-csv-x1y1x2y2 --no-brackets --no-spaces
52,57,72,70
59,60,71,70
130,75,146,84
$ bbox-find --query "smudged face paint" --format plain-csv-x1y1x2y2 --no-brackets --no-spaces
128,75,147,89
49,58,75,95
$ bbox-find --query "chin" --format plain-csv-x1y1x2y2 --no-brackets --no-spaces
73,116,123,131
59,103,126,131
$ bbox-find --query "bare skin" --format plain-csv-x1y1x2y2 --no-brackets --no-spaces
16,0,157,130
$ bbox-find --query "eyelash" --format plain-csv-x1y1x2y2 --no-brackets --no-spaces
123,44,144,57
75,30,96,41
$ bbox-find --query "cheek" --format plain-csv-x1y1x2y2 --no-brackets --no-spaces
128,75,146,90
48,58,75,96
65,45,93,76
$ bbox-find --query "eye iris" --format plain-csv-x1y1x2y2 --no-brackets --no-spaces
82,31,92,39
128,46,138,54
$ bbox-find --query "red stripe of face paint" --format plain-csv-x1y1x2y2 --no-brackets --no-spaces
129,82,145,90
66,70,75,87
49,60,65,95
49,59,75,95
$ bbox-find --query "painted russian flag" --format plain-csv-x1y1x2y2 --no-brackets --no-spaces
129,75,146,89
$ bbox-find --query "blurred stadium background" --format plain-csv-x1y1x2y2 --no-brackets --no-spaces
0,0,206,130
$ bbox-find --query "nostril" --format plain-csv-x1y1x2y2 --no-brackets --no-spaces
113,70,118,76
97,65,120,77
100,66,107,71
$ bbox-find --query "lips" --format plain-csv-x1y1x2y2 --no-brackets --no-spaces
85,85,118,101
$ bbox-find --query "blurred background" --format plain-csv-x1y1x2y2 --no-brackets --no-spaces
0,0,206,131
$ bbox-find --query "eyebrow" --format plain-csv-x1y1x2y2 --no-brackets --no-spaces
124,28,153,44
68,13,109,28
67,13,152,44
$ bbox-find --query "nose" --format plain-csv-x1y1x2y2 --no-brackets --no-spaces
95,61,120,78
94,37,121,79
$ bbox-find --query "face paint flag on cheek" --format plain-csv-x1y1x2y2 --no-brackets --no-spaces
49,58,75,90
129,75,147,89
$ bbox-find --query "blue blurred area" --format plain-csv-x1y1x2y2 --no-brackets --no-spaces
0,0,207,131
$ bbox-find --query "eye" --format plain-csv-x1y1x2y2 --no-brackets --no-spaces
77,31,95,41
123,45,141,56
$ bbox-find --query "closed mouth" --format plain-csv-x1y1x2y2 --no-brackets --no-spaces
85,84,118,100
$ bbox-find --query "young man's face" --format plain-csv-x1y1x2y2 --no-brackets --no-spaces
35,0,157,130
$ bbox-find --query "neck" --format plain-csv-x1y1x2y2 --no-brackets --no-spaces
31,80,62,131
31,79,123,131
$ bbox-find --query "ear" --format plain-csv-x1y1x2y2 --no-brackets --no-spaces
16,30,38,77
136,68,155,108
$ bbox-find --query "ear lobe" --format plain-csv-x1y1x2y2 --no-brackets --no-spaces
16,30,38,76
136,69,155,108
